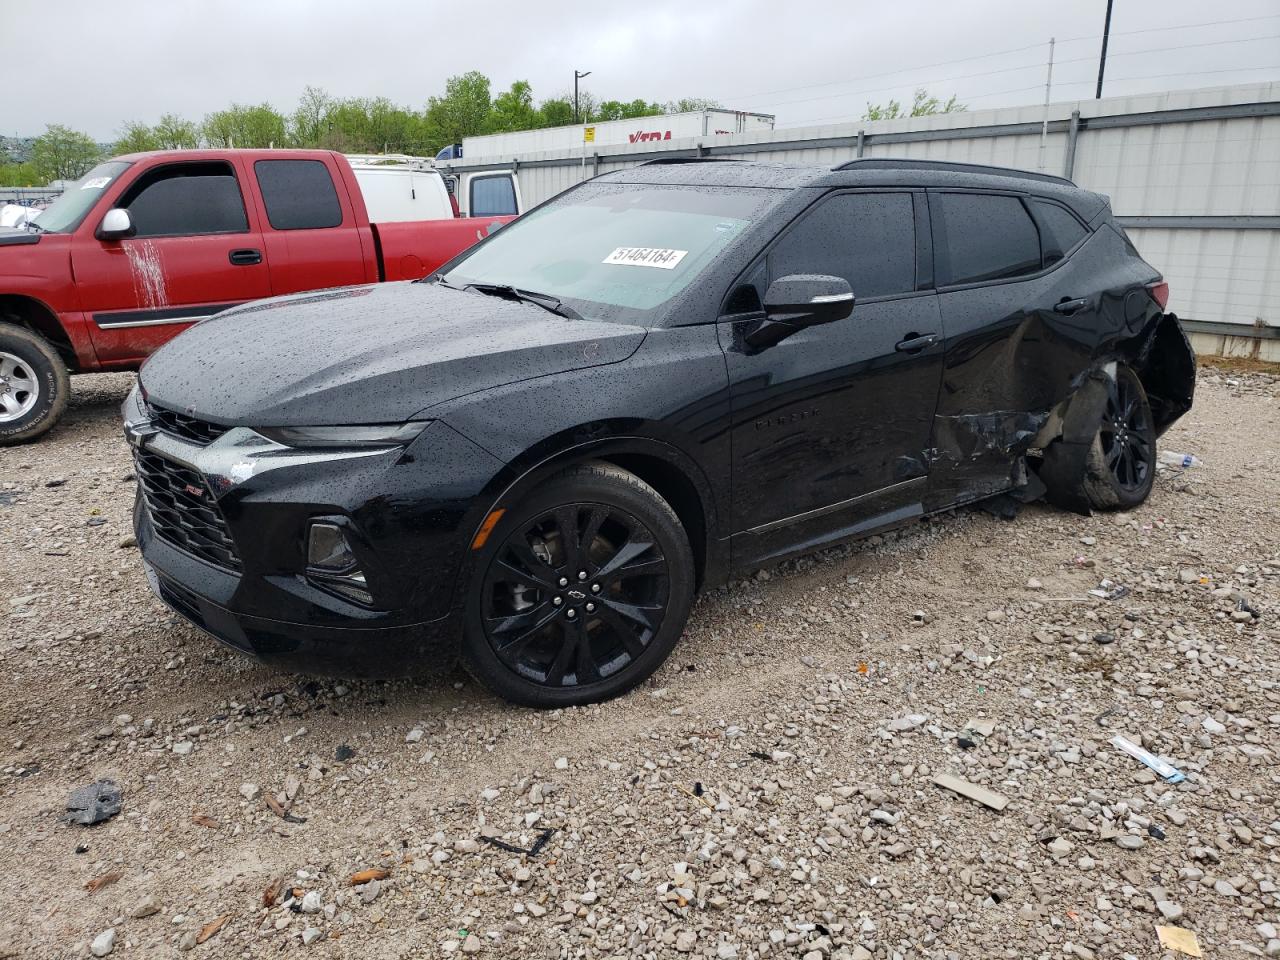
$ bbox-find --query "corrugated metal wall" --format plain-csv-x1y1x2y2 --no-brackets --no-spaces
444,82,1280,337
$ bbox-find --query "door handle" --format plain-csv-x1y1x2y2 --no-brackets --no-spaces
895,333,939,353
1053,297,1088,314
228,248,262,266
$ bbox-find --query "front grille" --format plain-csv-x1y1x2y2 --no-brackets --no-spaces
147,403,230,446
134,449,241,570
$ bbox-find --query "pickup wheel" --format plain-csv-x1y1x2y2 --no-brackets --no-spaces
0,322,69,445
461,462,695,708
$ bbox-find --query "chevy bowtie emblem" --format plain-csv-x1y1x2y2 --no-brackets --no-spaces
183,483,204,498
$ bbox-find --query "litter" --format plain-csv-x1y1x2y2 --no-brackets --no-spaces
349,868,389,885
264,794,307,824
482,828,556,857
64,779,123,825
85,870,122,894
1155,924,1203,957
1111,735,1186,784
335,744,355,761
196,915,230,945
747,751,773,762
191,813,220,829
1158,451,1202,469
1088,579,1130,601
930,773,1009,812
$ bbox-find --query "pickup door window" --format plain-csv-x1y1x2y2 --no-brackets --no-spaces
470,175,518,217
720,191,945,566
72,160,272,365
253,159,367,293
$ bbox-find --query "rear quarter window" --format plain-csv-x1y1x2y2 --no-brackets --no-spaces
932,192,1041,286
254,159,344,230
1029,198,1089,266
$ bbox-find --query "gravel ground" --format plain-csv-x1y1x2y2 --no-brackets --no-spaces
1,367,1277,960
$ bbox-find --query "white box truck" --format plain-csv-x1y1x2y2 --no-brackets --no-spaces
458,109,775,160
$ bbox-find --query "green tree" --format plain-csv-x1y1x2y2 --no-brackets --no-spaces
290,85,333,146
486,81,540,133
30,124,101,182
664,97,722,114
595,99,663,122
863,89,965,121
0,161,42,187
153,114,200,149
201,103,288,148
113,120,160,155
536,96,574,128
423,71,492,147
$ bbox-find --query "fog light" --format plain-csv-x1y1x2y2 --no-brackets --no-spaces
306,522,372,605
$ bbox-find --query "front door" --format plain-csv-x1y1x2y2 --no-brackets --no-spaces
721,190,945,566
72,159,271,365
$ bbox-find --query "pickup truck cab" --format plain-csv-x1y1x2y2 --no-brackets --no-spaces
0,148,519,444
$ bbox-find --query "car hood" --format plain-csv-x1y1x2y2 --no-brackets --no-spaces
140,282,647,425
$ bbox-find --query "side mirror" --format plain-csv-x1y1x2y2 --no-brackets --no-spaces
745,274,855,348
97,208,135,240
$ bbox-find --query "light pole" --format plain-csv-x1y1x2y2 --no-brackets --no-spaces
1095,0,1115,99
574,70,592,124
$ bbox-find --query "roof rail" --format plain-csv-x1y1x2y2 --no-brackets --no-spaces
344,153,437,171
834,157,1073,186
637,157,745,166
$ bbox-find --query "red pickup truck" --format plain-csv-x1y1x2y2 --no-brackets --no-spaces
0,148,516,444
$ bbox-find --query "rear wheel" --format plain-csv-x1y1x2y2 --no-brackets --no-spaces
0,322,69,445
1081,363,1156,510
461,462,694,708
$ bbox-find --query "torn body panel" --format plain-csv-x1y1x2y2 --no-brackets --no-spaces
924,219,1194,515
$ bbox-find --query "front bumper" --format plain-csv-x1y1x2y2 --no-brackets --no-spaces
122,386,505,677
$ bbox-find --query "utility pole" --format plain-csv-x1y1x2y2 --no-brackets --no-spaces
574,69,592,124
1038,37,1056,171
1095,0,1115,99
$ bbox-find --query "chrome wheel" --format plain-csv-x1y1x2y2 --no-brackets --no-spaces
1099,368,1154,493
0,351,39,423
481,502,671,688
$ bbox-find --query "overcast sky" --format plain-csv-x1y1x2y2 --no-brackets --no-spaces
4,0,1278,139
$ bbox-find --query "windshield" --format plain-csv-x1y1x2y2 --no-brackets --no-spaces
442,183,779,323
33,160,131,233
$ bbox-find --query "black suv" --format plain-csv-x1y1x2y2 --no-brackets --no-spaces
123,157,1195,707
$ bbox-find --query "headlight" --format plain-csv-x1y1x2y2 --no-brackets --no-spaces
257,421,432,449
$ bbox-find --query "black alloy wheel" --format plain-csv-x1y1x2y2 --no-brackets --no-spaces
482,503,669,686
1098,365,1154,493
463,462,694,708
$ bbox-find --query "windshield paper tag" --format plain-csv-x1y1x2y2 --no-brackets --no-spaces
603,247,688,270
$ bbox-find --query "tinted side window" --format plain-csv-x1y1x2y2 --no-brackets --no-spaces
1030,199,1088,266
255,159,343,230
122,162,248,237
471,175,517,217
767,192,915,299
933,193,1041,285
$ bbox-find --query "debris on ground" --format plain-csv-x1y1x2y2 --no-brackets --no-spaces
84,870,121,894
63,780,123,826
349,868,390,885
930,773,1009,812
481,828,556,857
196,915,230,944
1155,924,1204,957
1110,734,1187,784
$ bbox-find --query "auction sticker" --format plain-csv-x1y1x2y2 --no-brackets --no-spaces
603,247,688,269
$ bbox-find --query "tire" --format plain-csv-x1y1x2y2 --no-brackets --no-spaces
461,462,695,708
0,322,69,446
1079,363,1157,511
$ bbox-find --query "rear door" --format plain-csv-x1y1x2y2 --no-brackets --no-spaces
721,190,945,566
928,189,1103,505
251,157,369,294
71,159,271,364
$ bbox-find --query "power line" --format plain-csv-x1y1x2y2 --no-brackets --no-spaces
752,34,1280,118
710,14,1280,108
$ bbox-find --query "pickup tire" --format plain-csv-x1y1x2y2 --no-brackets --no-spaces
0,322,69,445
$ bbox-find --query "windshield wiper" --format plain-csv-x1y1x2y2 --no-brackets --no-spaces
463,283,583,321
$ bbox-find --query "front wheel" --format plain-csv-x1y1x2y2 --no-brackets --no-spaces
1080,363,1157,510
0,322,70,446
461,462,695,708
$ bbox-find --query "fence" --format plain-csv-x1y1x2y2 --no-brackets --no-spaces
443,81,1280,359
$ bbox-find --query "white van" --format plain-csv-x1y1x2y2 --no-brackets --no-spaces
345,154,522,222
